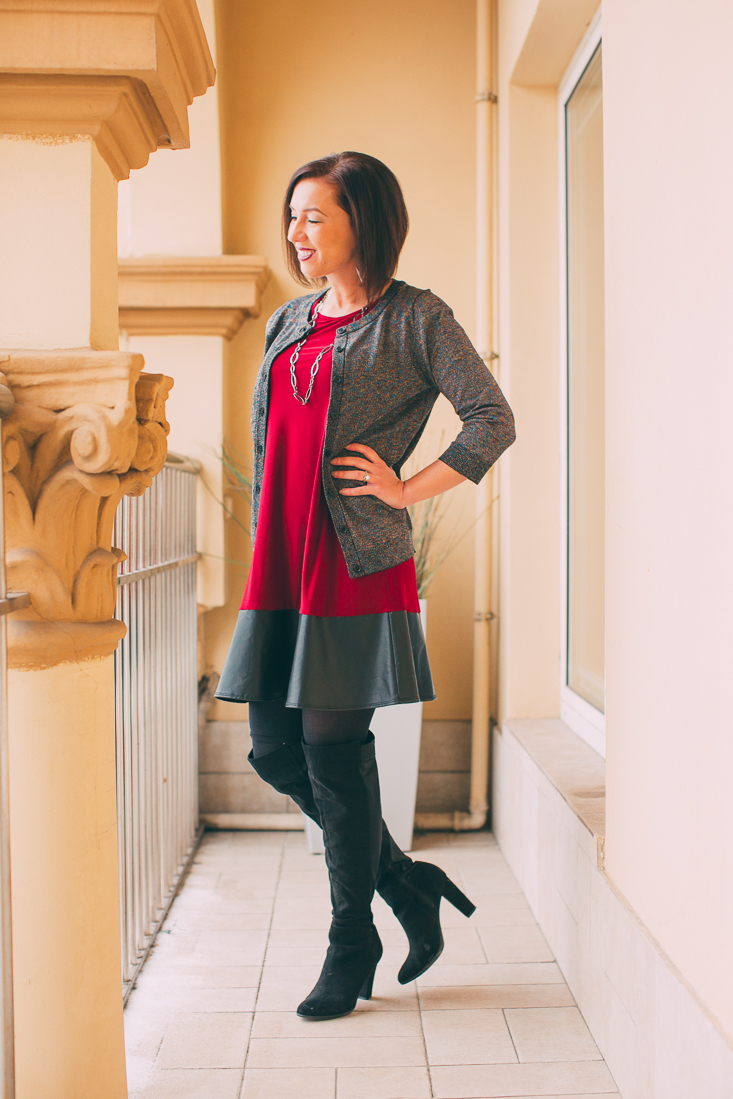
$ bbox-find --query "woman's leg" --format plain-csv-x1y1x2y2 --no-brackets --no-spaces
293,708,383,1018
246,700,475,991
248,697,303,756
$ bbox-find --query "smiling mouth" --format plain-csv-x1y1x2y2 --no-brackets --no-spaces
297,248,316,261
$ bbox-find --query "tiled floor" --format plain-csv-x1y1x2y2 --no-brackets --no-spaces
125,830,620,1099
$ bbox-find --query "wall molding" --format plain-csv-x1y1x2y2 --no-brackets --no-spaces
119,255,271,338
0,0,215,179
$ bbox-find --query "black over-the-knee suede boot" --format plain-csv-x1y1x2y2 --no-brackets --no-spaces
248,740,476,986
295,734,383,1020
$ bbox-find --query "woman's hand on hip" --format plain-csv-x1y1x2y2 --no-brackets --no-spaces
331,443,406,509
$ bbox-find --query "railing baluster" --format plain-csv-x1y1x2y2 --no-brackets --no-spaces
113,456,200,1003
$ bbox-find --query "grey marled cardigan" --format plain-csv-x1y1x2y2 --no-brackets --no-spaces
250,279,515,579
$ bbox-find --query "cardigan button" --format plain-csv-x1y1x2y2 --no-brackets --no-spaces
333,376,342,385
324,448,332,457
257,444,263,453
337,524,346,533
353,564,362,574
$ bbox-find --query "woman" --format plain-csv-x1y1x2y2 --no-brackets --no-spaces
216,151,515,1021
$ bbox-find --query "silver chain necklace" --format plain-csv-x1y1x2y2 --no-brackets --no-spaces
289,291,367,405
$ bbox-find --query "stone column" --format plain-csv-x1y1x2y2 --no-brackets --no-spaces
0,3,214,1095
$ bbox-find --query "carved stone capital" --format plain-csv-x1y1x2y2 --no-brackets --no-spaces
0,0,215,179
118,256,271,338
0,348,173,668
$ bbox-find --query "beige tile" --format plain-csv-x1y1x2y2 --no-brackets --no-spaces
267,928,329,948
150,929,199,961
156,1012,252,1069
430,1060,618,1097
168,911,272,932
247,1035,426,1068
243,1068,336,1094
124,1007,169,1063
371,898,403,930
215,885,278,903
275,881,336,899
409,834,451,850
418,984,576,1010
505,1006,602,1063
446,830,498,847
254,964,324,1011
271,896,334,929
162,987,258,1013
355,964,420,1011
264,942,406,967
470,907,539,928
215,880,278,902
417,962,564,986
134,961,262,989
277,868,330,885
422,1008,517,1066
284,830,308,846
254,964,418,1013
459,867,524,895
228,831,288,848
128,1068,243,1098
280,849,328,869
171,893,274,916
263,945,328,967
433,927,487,965
199,857,282,877
337,1065,431,1098
187,929,268,967
242,1067,335,1098
252,1009,421,1038
479,924,555,963
126,1053,159,1092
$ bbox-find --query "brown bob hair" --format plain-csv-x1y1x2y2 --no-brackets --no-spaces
282,151,409,304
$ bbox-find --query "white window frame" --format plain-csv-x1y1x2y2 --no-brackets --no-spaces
558,9,606,758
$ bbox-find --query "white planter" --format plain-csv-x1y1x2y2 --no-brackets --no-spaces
303,599,426,855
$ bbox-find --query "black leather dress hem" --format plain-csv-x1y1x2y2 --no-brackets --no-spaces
215,609,435,711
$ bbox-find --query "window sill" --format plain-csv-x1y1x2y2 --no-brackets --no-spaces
499,717,606,848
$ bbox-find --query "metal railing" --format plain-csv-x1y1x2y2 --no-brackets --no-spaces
114,453,201,1001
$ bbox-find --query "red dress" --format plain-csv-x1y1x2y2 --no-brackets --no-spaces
241,307,420,616
216,303,434,710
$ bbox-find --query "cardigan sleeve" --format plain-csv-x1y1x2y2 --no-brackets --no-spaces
416,292,515,483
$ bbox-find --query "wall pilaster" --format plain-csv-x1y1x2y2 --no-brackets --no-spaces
0,3,214,1094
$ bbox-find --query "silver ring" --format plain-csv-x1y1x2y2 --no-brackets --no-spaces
363,472,370,483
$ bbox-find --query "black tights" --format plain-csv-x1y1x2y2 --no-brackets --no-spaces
248,697,375,757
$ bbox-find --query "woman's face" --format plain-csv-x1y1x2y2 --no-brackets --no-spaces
287,177,357,283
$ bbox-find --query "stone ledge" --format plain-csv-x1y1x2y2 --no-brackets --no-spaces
118,255,270,338
501,716,605,841
0,0,215,151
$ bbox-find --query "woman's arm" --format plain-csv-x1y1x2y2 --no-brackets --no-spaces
331,444,466,509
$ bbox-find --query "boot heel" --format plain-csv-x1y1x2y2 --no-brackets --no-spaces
442,878,476,917
358,964,378,1000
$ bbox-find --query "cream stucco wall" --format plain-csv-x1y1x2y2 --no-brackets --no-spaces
209,0,481,721
602,0,733,1042
8,658,127,1097
0,137,119,351
119,0,230,608
496,0,733,1051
